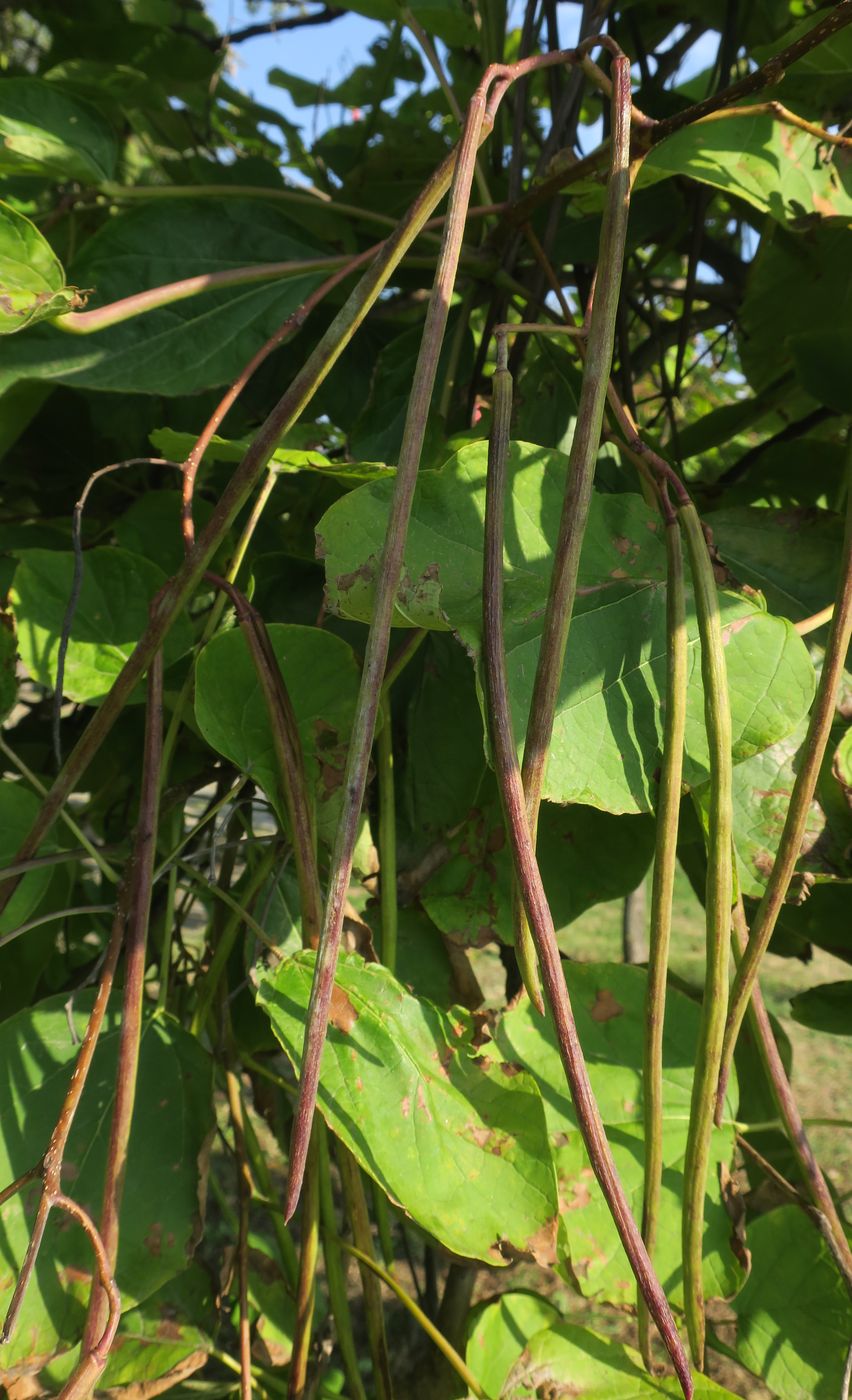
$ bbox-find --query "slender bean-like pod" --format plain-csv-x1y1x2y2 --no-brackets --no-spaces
483,339,693,1400
489,350,543,1011
337,1145,394,1400
288,1129,320,1400
283,75,492,1222
513,55,633,991
81,651,163,1358
731,902,852,1289
678,502,734,1370
638,510,687,1369
317,1124,368,1400
716,447,852,1116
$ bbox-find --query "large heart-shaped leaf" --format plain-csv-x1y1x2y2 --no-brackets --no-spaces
0,202,80,336
0,996,213,1373
0,199,327,397
709,505,843,623
421,783,655,944
194,624,361,846
740,226,851,397
732,1207,852,1400
318,441,815,814
492,963,742,1305
0,78,118,183
644,113,852,223
256,952,559,1265
11,547,194,704
503,1321,738,1398
465,1291,561,1399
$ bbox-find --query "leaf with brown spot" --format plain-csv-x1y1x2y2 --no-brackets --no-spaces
494,962,743,1308
257,951,557,1265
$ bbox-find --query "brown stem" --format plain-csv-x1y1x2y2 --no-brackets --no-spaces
717,438,852,1116
81,649,164,1356
647,3,852,146
513,55,633,988
282,68,494,1224
53,1194,121,1400
482,309,692,1400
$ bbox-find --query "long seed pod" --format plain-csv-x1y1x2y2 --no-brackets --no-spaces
483,341,693,1400
489,350,544,1011
639,506,687,1368
716,442,852,1116
678,502,734,1370
283,74,493,1222
337,1145,394,1400
288,1129,320,1400
513,54,634,996
317,1123,368,1400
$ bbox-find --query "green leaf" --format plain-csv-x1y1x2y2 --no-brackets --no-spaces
789,980,852,1037
709,505,843,622
0,78,117,183
421,786,655,944
465,1291,561,1399
504,1321,738,1397
194,624,362,847
714,720,825,899
318,441,816,813
740,225,851,396
403,632,491,844
256,951,559,1265
10,547,194,704
93,1266,214,1391
0,202,80,335
644,112,852,223
113,489,219,578
0,996,214,1370
0,781,58,937
492,963,742,1306
732,1206,852,1400
789,328,852,413
149,426,394,486
0,200,327,397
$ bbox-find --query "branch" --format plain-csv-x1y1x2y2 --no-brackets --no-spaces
678,502,734,1372
481,337,692,1400
177,7,344,49
647,2,852,146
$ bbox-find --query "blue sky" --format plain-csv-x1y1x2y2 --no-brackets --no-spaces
207,2,719,153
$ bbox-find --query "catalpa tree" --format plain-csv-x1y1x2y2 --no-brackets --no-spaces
0,1,850,1398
